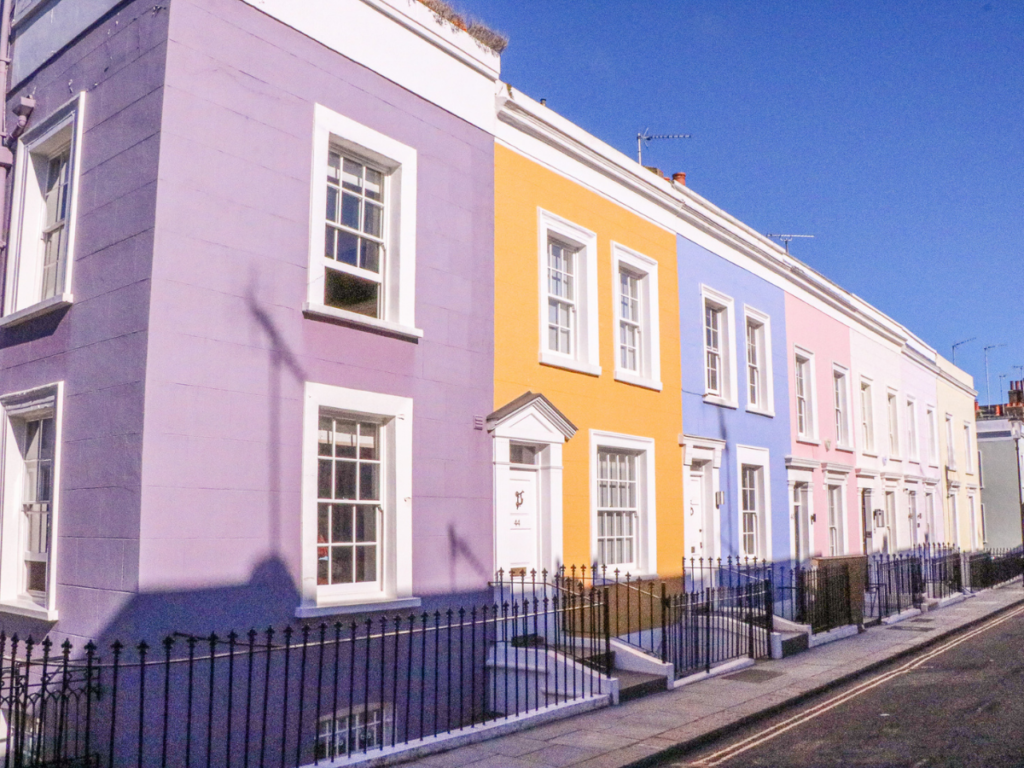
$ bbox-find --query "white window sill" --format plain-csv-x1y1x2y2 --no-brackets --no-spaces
746,406,775,418
303,302,423,340
0,293,73,329
835,445,855,453
614,370,662,391
295,596,422,619
703,394,737,409
0,598,57,622
539,352,601,377
861,451,878,458
796,437,819,446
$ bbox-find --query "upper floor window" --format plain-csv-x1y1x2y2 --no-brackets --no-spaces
743,308,773,415
833,368,850,448
860,380,874,453
945,414,956,468
538,211,599,376
701,287,736,406
926,406,938,465
963,423,973,474
306,105,420,339
2,93,85,327
547,239,577,355
613,244,661,390
794,351,815,439
887,392,900,457
905,399,918,461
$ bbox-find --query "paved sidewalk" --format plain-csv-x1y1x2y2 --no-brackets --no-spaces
400,581,1024,768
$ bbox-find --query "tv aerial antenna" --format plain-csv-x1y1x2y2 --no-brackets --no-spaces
951,337,975,365
637,129,691,166
765,234,814,255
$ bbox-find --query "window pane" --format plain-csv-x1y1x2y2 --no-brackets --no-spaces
356,546,377,582
341,159,362,192
334,462,357,500
364,168,383,201
361,240,381,274
355,505,377,542
326,186,339,223
325,271,379,317
341,193,360,230
333,421,357,458
327,151,342,182
318,504,330,544
317,459,332,499
332,547,353,584
318,417,333,456
26,562,46,594
334,230,359,266
364,202,383,238
333,504,354,543
359,463,379,501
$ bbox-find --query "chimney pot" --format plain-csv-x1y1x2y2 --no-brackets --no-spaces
672,171,687,186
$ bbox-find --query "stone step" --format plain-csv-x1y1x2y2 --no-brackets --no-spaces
611,669,667,702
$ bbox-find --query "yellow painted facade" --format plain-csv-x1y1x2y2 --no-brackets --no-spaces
494,143,684,574
936,355,981,549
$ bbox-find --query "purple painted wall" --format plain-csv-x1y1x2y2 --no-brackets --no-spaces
0,0,168,642
133,0,495,631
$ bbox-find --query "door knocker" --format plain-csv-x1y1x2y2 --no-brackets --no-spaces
515,490,524,509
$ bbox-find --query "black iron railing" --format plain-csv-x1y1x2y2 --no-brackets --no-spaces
664,579,773,677
866,552,924,622
0,596,612,768
914,544,962,599
494,567,773,680
966,549,1024,591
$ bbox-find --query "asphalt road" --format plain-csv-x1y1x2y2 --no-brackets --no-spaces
659,605,1024,768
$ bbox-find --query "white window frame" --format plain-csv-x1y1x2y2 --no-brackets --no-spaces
736,445,772,560
886,390,900,460
743,306,774,417
0,382,65,621
305,104,421,340
701,286,737,408
827,484,844,556
1,93,86,328
963,422,974,474
299,382,416,616
590,430,656,576
945,414,956,469
926,406,939,467
794,347,817,442
538,210,600,376
832,365,851,449
859,378,875,455
905,397,918,463
316,702,393,760
611,243,661,391
924,490,936,544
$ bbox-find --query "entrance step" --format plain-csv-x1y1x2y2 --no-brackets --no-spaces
779,630,809,658
611,670,667,702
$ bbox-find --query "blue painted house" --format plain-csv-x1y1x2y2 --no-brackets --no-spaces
677,235,793,565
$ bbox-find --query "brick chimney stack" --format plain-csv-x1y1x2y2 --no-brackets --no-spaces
672,172,687,187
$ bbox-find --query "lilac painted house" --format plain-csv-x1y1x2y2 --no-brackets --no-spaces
0,0,499,646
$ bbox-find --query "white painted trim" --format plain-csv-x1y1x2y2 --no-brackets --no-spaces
742,305,775,417
302,302,423,339
4,92,85,318
299,382,414,611
793,346,817,442
308,104,418,331
0,293,73,328
589,430,657,576
538,209,600,374
611,242,661,390
831,363,852,450
700,285,738,408
0,381,64,619
735,444,772,560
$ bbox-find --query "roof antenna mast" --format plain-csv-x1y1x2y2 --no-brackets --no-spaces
951,337,975,366
765,234,814,255
637,129,691,166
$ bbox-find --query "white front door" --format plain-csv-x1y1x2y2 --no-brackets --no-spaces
685,463,707,560
505,467,539,578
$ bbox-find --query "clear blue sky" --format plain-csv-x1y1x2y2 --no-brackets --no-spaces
461,0,1024,404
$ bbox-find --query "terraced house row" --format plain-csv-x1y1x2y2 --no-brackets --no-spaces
0,0,987,763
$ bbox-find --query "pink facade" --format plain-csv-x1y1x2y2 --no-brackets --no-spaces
784,294,861,558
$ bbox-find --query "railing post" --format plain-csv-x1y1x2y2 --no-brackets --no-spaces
747,580,755,659
660,582,668,664
602,587,611,675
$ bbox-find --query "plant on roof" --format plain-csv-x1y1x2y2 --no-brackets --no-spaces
417,0,508,53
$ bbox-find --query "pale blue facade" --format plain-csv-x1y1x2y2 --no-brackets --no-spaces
678,235,793,563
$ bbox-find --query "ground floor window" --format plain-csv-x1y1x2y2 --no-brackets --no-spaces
597,449,638,568
316,704,392,759
827,485,843,556
741,465,761,558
